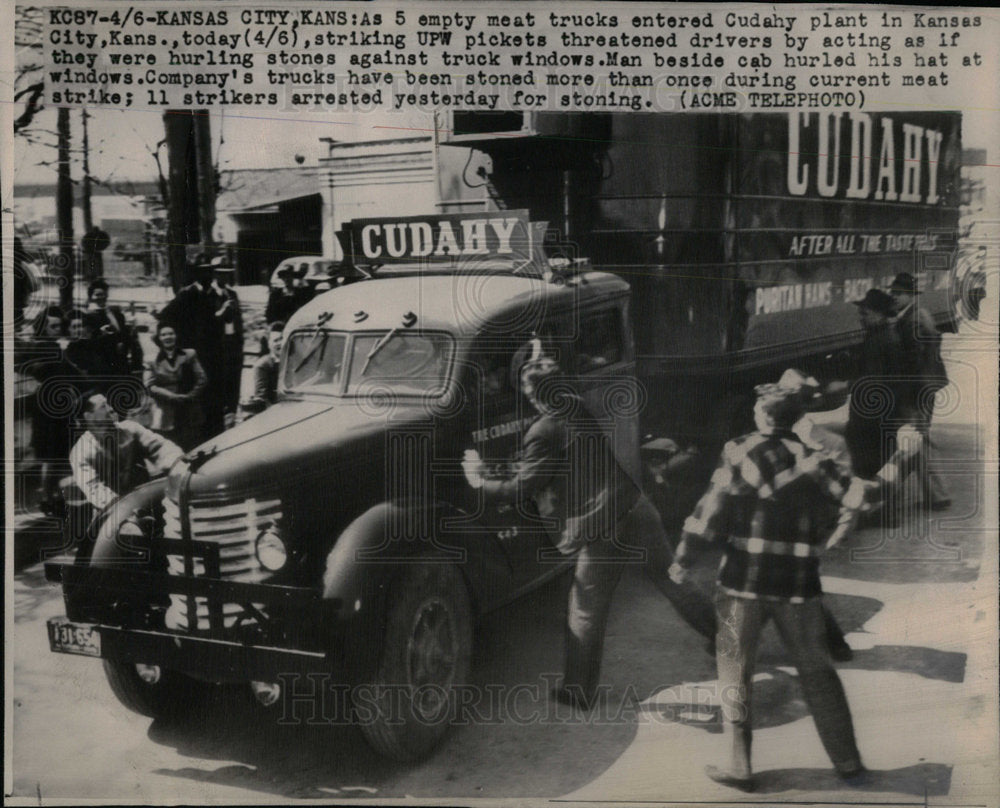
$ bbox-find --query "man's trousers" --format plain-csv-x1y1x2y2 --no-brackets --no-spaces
714,592,862,776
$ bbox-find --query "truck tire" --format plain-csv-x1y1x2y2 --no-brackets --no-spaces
357,563,472,762
102,659,204,719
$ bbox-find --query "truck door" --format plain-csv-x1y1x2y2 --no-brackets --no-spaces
542,301,641,485
459,337,553,586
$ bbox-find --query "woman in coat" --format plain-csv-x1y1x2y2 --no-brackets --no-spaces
144,321,207,451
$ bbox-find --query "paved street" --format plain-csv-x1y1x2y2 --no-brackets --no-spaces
8,326,998,804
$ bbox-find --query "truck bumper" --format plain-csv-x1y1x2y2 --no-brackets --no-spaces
46,617,331,681
44,561,364,682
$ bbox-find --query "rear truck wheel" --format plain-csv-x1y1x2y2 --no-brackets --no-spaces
102,659,206,719
357,563,472,762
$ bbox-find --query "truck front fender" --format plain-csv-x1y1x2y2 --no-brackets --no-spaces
86,480,167,569
321,500,472,608
320,500,480,680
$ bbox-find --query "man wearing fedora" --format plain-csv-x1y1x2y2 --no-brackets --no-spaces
888,272,951,510
844,289,908,482
158,261,227,440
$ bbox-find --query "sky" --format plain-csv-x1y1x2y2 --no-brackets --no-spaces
13,106,438,188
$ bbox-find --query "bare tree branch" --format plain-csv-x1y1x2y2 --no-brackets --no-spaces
13,83,44,133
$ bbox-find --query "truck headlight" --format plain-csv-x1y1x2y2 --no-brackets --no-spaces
255,527,287,572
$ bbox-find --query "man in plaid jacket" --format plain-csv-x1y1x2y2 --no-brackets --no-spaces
670,382,868,791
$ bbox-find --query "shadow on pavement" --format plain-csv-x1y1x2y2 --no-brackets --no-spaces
754,762,952,796
642,669,810,733
136,555,969,799
842,645,967,683
145,574,640,799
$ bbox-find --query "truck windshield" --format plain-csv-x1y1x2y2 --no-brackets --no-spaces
282,331,348,393
282,331,452,396
346,332,452,396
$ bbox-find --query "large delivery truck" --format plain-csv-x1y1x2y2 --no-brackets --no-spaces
44,112,962,762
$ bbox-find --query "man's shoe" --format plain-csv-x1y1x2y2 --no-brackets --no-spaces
836,766,871,787
705,765,755,792
551,686,594,712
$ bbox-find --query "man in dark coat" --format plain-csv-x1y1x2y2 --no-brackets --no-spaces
844,289,910,480
158,263,226,439
265,265,311,326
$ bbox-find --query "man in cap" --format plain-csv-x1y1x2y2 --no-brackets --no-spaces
888,273,950,510
670,382,868,791
463,347,714,710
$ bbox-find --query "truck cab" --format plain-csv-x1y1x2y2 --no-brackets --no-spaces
46,214,637,761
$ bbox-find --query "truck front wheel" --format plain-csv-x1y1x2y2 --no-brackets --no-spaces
102,659,205,719
357,563,472,762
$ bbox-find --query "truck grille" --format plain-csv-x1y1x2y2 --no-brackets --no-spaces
162,495,280,631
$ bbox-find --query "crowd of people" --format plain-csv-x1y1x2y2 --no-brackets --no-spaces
15,259,320,516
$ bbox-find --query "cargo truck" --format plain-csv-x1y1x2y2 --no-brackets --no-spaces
45,112,962,761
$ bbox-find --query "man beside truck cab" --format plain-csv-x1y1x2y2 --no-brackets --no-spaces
888,272,951,511
462,350,712,711
670,383,869,792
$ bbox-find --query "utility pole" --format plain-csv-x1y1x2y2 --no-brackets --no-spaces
163,110,196,292
193,110,216,253
81,108,93,234
163,109,215,292
56,106,74,310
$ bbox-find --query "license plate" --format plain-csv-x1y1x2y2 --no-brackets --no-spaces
47,618,101,657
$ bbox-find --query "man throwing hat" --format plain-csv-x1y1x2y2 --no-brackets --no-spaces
671,382,868,791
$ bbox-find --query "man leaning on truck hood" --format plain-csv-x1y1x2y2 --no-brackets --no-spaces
69,392,183,511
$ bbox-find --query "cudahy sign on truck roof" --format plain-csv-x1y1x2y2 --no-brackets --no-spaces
336,210,551,273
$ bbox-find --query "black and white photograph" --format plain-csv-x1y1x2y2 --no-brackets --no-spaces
5,3,999,805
